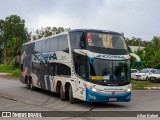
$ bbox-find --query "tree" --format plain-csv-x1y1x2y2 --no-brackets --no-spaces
32,27,70,40
2,15,28,43
0,15,29,66
3,36,22,66
135,36,160,69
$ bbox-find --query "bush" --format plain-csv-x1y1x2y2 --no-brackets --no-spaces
9,69,20,78
0,64,20,78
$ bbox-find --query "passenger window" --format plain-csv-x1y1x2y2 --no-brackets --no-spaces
56,63,71,76
69,32,85,50
57,35,68,51
48,37,58,52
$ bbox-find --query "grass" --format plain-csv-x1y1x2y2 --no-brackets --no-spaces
0,64,20,78
132,80,160,90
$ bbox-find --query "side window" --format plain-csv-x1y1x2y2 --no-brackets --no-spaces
150,70,154,73
152,70,156,73
57,35,69,51
34,41,43,53
69,32,85,50
42,39,49,53
73,53,88,79
48,37,58,52
56,63,71,76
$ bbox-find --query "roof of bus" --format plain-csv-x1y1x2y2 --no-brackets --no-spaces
23,29,121,45
23,32,68,45
69,29,121,35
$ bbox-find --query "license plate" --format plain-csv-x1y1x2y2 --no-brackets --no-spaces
109,98,117,101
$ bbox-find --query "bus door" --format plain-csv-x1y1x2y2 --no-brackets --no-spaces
77,77,86,101
71,77,79,98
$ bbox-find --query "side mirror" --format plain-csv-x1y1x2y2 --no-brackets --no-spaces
130,53,141,68
64,48,69,53
136,61,141,68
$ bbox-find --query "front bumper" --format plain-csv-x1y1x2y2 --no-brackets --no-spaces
149,77,160,82
86,88,131,102
135,76,146,80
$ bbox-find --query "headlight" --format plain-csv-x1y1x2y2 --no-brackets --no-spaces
91,88,98,92
127,88,131,92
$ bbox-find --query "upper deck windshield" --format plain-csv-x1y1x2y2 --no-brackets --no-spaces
87,32,127,50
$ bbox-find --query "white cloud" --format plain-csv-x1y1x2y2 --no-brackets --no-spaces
0,0,160,40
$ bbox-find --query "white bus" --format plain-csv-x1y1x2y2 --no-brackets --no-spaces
20,29,140,103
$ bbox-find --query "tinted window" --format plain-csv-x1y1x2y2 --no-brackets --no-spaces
140,69,150,73
150,69,157,73
48,37,58,52
56,63,71,76
131,70,138,73
73,53,88,79
87,32,127,50
154,70,160,74
57,35,68,51
42,39,50,53
70,32,85,50
23,43,35,54
34,41,43,53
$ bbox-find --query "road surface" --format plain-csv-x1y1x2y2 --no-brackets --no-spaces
0,78,160,119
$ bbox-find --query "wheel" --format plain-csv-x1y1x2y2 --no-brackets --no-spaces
60,85,66,101
26,79,30,89
29,78,35,90
146,77,149,81
69,86,76,104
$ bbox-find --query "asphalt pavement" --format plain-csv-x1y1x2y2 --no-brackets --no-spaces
0,77,160,119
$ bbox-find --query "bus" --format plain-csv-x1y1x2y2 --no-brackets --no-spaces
20,29,140,103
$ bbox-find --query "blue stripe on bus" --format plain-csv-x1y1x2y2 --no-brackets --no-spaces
86,88,131,102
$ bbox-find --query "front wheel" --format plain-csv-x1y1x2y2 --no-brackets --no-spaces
146,77,149,81
69,86,76,104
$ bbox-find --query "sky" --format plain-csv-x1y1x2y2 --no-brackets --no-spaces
0,0,160,41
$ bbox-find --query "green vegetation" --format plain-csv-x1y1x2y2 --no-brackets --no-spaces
0,15,70,68
132,80,160,90
0,64,20,78
126,36,160,69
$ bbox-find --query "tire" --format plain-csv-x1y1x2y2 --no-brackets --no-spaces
26,79,30,89
69,86,76,104
29,78,35,90
146,77,149,81
60,85,66,101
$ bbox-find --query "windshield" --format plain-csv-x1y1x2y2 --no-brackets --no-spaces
89,58,130,86
87,32,127,50
154,70,160,74
139,69,150,73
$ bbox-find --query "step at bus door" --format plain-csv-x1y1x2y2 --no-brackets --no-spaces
77,78,86,101
71,78,78,99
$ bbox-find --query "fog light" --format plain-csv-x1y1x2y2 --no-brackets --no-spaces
89,94,96,99
127,95,131,100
